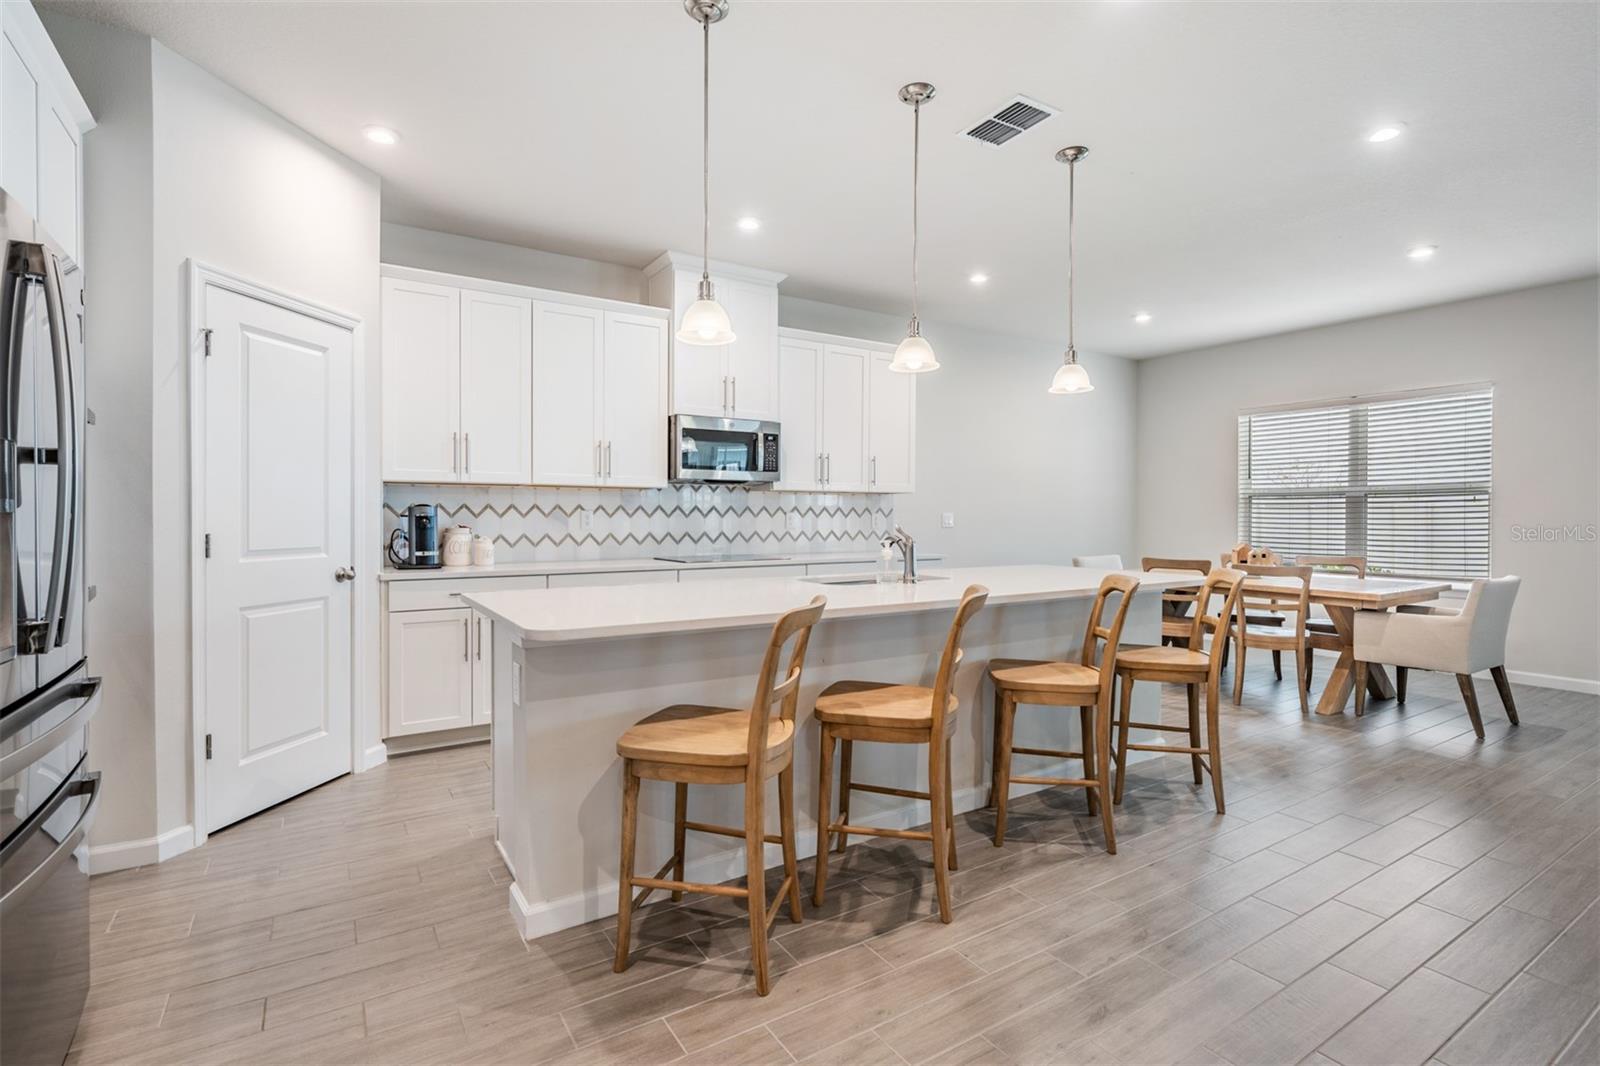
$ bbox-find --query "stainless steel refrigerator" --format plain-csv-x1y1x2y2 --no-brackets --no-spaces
0,186,101,1065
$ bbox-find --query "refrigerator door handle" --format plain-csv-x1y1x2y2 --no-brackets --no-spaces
39,252,73,650
0,677,101,780
0,770,100,918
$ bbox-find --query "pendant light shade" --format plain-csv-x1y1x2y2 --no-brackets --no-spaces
1049,145,1093,395
677,0,735,347
890,82,939,374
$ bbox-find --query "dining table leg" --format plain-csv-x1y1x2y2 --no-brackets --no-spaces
1318,605,1395,715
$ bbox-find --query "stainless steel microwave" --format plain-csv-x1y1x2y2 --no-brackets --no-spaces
669,415,780,484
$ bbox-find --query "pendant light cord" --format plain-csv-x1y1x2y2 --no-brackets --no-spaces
911,97,921,330
701,16,711,285
1066,155,1075,357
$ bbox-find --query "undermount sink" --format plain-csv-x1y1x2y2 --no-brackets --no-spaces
803,575,949,586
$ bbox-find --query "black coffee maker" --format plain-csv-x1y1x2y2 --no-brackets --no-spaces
387,503,443,569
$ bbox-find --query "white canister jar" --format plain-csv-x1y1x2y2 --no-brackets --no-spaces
471,535,495,568
441,525,474,567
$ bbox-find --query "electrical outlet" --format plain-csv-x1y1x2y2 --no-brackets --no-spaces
941,512,955,528
570,509,593,535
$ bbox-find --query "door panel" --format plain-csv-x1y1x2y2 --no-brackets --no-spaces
668,270,728,417
386,608,473,736
381,277,459,482
459,288,531,484
821,344,869,492
471,611,492,726
601,311,667,488
530,301,603,486
776,336,821,491
202,285,353,831
868,352,915,493
724,279,778,420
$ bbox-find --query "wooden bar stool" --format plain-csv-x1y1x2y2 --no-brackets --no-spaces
1233,564,1313,712
1142,557,1212,648
1111,568,1246,813
988,574,1140,855
812,586,989,924
613,596,826,997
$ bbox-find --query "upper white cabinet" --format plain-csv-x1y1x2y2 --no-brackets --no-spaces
528,301,668,488
460,288,533,483
644,252,785,421
777,329,912,494
2,3,93,266
868,351,916,492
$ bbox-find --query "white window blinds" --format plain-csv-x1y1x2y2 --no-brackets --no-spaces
1237,387,1492,579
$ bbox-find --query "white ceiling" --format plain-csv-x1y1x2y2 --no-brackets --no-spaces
47,0,1599,357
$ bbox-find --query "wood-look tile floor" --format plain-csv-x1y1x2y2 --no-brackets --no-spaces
76,661,1599,1065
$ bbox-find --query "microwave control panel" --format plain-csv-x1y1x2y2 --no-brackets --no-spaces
761,433,780,473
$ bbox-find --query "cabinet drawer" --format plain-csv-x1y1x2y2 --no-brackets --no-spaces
547,569,678,589
387,573,549,612
679,564,806,582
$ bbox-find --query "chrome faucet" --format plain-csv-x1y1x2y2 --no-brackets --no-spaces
884,526,918,582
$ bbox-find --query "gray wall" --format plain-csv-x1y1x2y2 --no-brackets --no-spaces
1135,277,1600,686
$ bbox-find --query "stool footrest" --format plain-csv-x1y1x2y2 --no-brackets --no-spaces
1011,745,1085,760
1122,721,1193,733
1010,774,1100,788
630,875,747,899
764,876,795,932
830,822,934,843
1125,742,1207,756
684,819,781,846
849,781,929,802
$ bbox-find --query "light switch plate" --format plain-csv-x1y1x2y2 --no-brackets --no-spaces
941,513,955,528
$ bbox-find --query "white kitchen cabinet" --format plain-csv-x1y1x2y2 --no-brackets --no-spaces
529,300,602,485
776,329,882,493
382,277,461,482
868,351,916,493
386,607,475,736
2,3,92,267
601,311,668,487
471,611,493,725
460,288,532,484
822,344,870,492
644,252,785,421
776,335,821,491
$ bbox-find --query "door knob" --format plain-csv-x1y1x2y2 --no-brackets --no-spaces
335,566,356,582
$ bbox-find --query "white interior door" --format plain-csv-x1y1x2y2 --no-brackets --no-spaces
822,344,870,492
380,277,459,482
868,351,915,492
530,300,603,486
201,284,353,832
776,336,821,490
601,311,667,487
459,287,531,484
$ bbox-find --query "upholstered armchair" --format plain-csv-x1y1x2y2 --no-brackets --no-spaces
1352,576,1522,738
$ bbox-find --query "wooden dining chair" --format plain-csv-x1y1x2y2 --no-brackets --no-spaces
1111,568,1247,812
613,596,827,996
812,586,989,924
987,574,1140,855
1293,556,1366,688
1234,564,1313,713
1141,557,1211,648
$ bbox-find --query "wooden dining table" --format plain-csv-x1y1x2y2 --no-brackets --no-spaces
1160,572,1451,716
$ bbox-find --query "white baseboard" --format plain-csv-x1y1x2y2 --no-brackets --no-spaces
506,756,1149,941
358,742,389,772
384,726,489,757
84,824,195,874
1500,670,1600,696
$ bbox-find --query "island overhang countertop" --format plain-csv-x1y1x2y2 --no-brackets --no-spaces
462,564,1198,644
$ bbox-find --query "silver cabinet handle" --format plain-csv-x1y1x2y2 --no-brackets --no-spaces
464,617,470,662
452,431,459,474
824,453,831,484
605,441,612,478
816,453,822,485
731,376,737,412
476,616,483,660
871,456,877,485
334,566,356,582
464,432,471,475
722,376,729,412
595,440,602,478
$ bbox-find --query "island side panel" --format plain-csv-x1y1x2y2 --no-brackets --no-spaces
499,591,1162,939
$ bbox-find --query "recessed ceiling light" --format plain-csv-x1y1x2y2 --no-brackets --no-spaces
362,125,400,146
1407,244,1437,261
1132,311,1153,324
968,272,989,285
736,216,761,233
1367,124,1405,144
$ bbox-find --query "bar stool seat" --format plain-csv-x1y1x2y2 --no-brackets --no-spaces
1113,645,1209,674
617,705,795,772
987,658,1101,696
814,682,956,732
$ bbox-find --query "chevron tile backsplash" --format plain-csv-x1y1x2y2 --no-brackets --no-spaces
383,484,895,562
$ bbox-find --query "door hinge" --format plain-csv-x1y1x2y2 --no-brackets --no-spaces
201,327,213,357
204,533,211,558
205,733,213,759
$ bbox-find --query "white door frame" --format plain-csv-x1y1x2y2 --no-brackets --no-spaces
186,260,368,846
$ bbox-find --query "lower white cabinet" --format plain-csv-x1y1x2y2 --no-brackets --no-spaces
386,606,493,736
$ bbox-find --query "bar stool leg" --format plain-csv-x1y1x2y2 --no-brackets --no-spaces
1272,649,1282,680
1187,683,1202,785
835,740,853,854
1233,639,1248,705
671,782,688,902
613,763,639,973
1113,673,1135,805
743,778,770,996
928,740,953,922
778,764,803,923
1295,647,1309,714
1205,677,1225,814
992,693,1015,846
943,739,958,871
1079,706,1099,816
988,688,1004,809
813,726,835,907
1095,698,1117,854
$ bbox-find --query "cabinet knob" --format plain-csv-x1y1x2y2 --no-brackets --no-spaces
335,566,356,582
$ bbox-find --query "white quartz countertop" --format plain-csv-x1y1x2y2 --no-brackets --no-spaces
378,550,939,582
464,565,1191,644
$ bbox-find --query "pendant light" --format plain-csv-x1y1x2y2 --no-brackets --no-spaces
890,82,939,373
677,0,736,346
1049,145,1094,394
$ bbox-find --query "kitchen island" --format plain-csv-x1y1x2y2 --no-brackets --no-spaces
465,565,1192,939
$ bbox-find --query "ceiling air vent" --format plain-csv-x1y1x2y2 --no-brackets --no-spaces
962,95,1058,147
